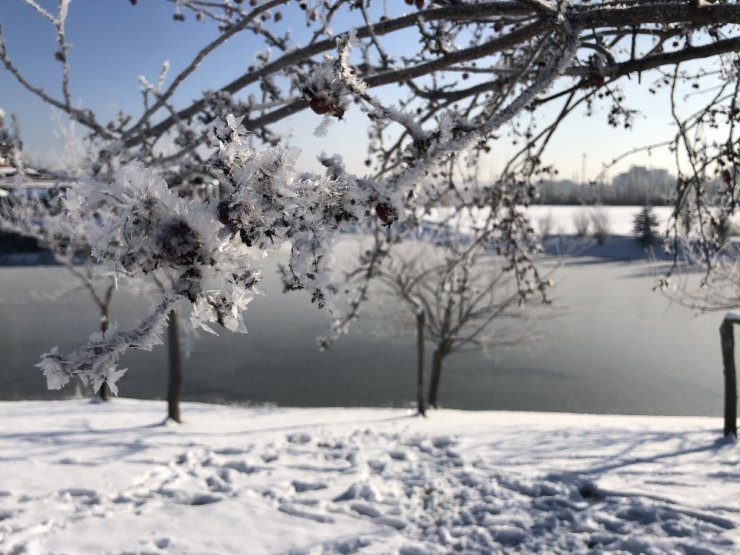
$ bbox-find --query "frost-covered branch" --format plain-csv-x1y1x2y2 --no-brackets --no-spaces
3,0,740,393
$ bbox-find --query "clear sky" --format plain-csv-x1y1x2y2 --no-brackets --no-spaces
0,0,722,182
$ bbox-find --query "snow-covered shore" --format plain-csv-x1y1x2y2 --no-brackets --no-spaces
1,400,738,554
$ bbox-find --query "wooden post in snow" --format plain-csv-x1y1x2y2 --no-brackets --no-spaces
410,295,426,417
720,312,739,437
416,308,426,417
167,309,182,424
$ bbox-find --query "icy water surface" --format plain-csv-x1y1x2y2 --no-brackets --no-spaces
0,241,724,416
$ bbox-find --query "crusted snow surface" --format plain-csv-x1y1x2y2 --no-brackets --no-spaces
0,400,738,554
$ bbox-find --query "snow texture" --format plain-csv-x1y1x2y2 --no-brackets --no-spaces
0,400,738,554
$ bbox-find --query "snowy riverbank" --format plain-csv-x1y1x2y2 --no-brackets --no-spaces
1,400,738,553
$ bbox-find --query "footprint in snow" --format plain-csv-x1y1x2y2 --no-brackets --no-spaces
350,501,382,518
286,432,311,445
373,515,407,530
187,493,223,506
279,502,334,523
431,436,456,449
57,488,100,505
389,450,414,461
219,460,259,474
333,481,382,503
206,475,232,493
367,459,385,472
0,509,15,521
291,480,328,493
213,447,251,455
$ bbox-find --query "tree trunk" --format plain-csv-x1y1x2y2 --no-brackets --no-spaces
720,318,737,437
416,310,426,417
98,308,111,402
428,349,443,409
167,309,183,423
98,381,111,401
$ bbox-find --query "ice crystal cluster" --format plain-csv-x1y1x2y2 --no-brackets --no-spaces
36,113,411,394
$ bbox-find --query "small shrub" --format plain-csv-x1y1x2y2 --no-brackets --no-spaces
712,212,739,250
572,210,590,238
537,212,554,241
590,205,611,245
679,203,693,237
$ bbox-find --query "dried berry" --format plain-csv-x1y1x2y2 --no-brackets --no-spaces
157,219,202,266
590,73,605,87
722,169,732,185
175,268,202,303
218,200,251,232
415,0,424,8
309,96,332,115
307,91,345,119
217,200,234,227
375,202,397,225
239,228,255,247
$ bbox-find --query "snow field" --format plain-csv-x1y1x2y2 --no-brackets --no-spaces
1,400,739,554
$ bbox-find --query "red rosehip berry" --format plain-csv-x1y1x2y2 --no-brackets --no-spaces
722,169,732,185
375,203,397,225
309,96,332,115
590,74,605,87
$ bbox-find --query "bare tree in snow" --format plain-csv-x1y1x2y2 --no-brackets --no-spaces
0,0,738,395
0,187,122,398
374,235,537,411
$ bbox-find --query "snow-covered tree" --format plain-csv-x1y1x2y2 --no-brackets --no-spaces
590,204,611,246
2,0,740,395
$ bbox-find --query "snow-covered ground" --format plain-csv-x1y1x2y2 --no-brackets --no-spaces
1,400,738,554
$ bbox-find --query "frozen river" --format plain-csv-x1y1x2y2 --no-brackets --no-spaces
0,239,726,416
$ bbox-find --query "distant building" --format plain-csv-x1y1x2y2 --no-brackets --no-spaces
611,166,674,203
536,165,676,205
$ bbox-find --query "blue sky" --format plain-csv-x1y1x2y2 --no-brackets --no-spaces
0,0,718,181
